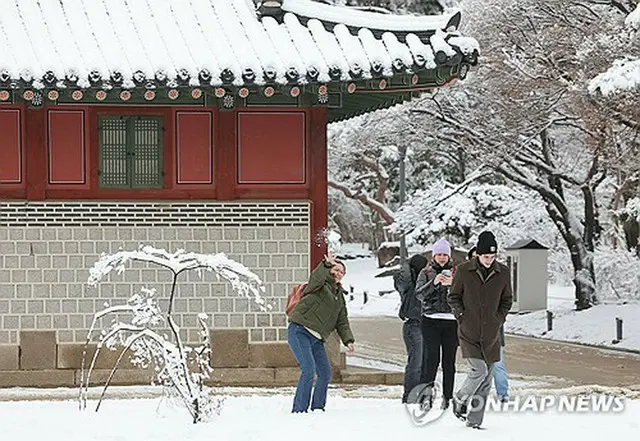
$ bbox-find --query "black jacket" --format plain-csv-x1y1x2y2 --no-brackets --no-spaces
415,260,454,316
394,263,422,321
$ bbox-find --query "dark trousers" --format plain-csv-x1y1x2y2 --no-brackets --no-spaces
401,319,423,403
421,317,458,399
287,322,332,412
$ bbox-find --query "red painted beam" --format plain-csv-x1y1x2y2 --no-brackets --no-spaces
216,111,236,200
25,107,47,200
309,108,328,270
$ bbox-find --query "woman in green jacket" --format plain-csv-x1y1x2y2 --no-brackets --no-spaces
288,251,355,413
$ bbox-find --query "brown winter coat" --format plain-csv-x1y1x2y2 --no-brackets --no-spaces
447,258,513,363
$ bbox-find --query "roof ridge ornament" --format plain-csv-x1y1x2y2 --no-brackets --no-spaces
257,0,284,19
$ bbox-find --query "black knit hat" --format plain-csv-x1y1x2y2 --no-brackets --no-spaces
476,231,497,255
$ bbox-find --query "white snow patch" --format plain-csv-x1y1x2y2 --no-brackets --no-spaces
588,57,640,96
0,391,638,440
625,3,640,31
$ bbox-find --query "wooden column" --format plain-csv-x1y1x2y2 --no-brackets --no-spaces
25,107,47,200
308,108,329,269
215,111,236,200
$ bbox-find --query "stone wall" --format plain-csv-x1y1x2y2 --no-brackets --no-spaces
0,329,353,388
0,201,310,345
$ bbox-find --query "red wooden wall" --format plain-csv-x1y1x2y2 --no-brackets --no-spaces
48,110,88,187
0,108,23,187
237,111,306,184
0,104,328,266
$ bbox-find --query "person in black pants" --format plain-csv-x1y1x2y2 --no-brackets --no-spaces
394,253,428,403
415,238,458,410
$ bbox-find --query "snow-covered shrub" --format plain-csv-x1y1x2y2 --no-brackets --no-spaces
615,197,640,223
393,178,577,284
78,245,267,424
592,246,640,301
394,181,552,247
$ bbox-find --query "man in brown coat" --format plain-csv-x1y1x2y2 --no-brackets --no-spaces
447,231,513,428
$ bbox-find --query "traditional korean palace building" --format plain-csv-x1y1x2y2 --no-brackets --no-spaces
0,0,478,387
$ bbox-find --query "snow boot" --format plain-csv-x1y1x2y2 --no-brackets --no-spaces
452,396,467,421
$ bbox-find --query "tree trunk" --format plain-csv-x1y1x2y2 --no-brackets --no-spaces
565,227,598,310
498,162,598,310
544,201,597,310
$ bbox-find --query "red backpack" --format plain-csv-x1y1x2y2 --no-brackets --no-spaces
286,283,308,316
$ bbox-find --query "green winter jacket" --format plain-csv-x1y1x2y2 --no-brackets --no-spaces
288,260,355,346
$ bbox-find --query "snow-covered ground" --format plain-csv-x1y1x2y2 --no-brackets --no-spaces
340,254,640,352
0,386,638,440
504,286,640,352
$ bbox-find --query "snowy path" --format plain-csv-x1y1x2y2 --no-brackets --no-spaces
349,317,640,390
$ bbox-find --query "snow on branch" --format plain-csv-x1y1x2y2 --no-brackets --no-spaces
328,179,395,224
390,166,489,235
588,58,640,96
588,4,640,97
626,3,640,31
88,245,268,311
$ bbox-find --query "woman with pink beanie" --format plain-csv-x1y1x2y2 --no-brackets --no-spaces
415,238,458,411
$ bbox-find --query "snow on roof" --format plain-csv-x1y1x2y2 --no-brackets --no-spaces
0,0,478,89
281,0,455,32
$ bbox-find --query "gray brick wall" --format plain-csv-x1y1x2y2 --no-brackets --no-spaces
0,201,311,344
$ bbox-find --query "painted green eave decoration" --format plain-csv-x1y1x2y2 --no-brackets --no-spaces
0,64,471,123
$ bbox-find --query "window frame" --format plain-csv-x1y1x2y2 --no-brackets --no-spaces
97,114,164,189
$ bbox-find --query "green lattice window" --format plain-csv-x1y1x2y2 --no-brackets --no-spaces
98,116,163,188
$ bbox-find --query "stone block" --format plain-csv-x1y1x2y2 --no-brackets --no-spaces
0,345,19,370
57,344,137,370
210,329,249,368
340,369,387,385
0,370,75,388
249,342,297,368
19,331,57,370
274,367,300,386
76,368,155,386
207,368,275,386
325,333,345,369
331,366,342,383
385,372,404,385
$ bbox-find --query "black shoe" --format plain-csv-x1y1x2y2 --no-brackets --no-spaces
419,394,433,412
466,422,483,429
418,386,434,412
452,397,467,421
441,398,450,410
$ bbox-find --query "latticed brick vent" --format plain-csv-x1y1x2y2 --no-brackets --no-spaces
0,201,310,227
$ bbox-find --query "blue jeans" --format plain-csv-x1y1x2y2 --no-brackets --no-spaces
493,345,508,399
287,322,332,412
402,319,423,403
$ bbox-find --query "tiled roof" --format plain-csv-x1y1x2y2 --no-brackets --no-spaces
0,0,479,90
